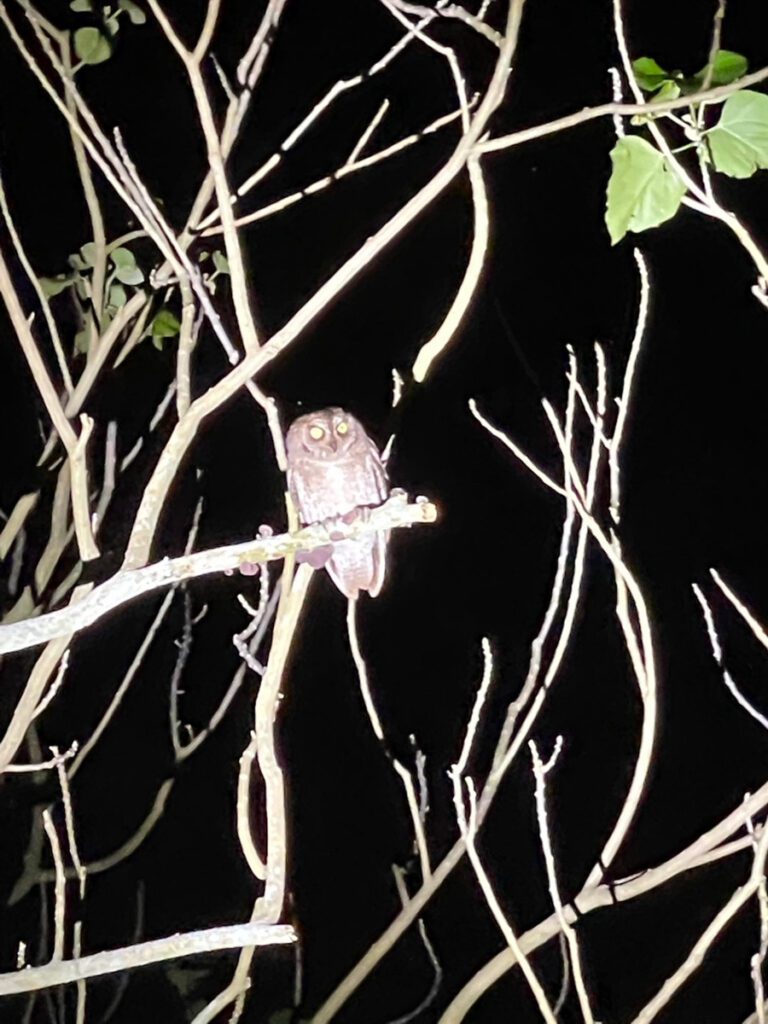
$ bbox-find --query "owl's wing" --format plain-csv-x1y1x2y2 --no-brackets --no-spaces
324,440,390,598
362,439,389,596
287,462,324,525
366,526,388,597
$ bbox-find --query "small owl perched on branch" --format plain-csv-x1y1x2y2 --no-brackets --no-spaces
285,408,389,599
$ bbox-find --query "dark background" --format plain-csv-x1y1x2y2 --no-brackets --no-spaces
2,0,768,1021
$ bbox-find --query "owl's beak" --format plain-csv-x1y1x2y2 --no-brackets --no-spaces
327,436,338,453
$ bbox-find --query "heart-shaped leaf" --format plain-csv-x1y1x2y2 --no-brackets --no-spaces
605,136,686,244
119,0,146,24
150,308,181,339
707,90,768,178
692,50,748,89
79,241,99,267
108,282,127,308
74,26,112,65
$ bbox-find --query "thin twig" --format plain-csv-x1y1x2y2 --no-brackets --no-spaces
711,570,768,655
530,739,596,1023
477,66,768,154
0,245,98,560
453,776,558,1022
692,584,768,732
41,811,65,961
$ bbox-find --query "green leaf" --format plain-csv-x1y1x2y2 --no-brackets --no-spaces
39,275,74,298
111,247,143,284
70,0,93,11
150,308,180,338
110,246,136,268
633,57,671,93
115,264,144,285
631,79,682,124
108,282,127,307
653,80,681,103
698,49,748,87
605,136,686,244
707,90,768,178
212,250,230,274
119,0,146,24
79,241,98,267
74,328,90,354
74,26,112,64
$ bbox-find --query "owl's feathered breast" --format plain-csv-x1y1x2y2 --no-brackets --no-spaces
288,448,388,525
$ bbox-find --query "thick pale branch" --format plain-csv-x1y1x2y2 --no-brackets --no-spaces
0,246,76,449
0,492,38,559
395,0,488,385
412,153,488,382
0,495,436,655
0,923,295,996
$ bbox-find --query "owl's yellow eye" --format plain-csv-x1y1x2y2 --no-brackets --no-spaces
336,421,349,436
309,425,325,441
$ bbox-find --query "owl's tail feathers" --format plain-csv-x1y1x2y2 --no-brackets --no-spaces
327,532,387,600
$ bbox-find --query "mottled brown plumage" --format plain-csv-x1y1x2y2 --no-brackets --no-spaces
285,408,389,598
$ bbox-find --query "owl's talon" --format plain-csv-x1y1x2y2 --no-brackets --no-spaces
238,561,261,576
258,524,274,538
319,513,350,541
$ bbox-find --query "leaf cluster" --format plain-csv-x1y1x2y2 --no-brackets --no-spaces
40,242,230,354
70,0,146,68
605,50,768,243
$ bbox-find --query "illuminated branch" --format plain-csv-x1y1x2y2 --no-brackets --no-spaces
0,494,437,656
477,64,768,155
0,923,296,997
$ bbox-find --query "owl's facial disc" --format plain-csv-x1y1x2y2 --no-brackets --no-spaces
301,413,356,457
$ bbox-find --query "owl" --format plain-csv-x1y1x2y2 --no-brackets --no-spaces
285,408,389,599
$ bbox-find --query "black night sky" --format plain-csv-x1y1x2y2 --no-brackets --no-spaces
2,1,768,1022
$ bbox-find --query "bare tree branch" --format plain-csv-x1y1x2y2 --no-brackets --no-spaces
0,494,436,656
